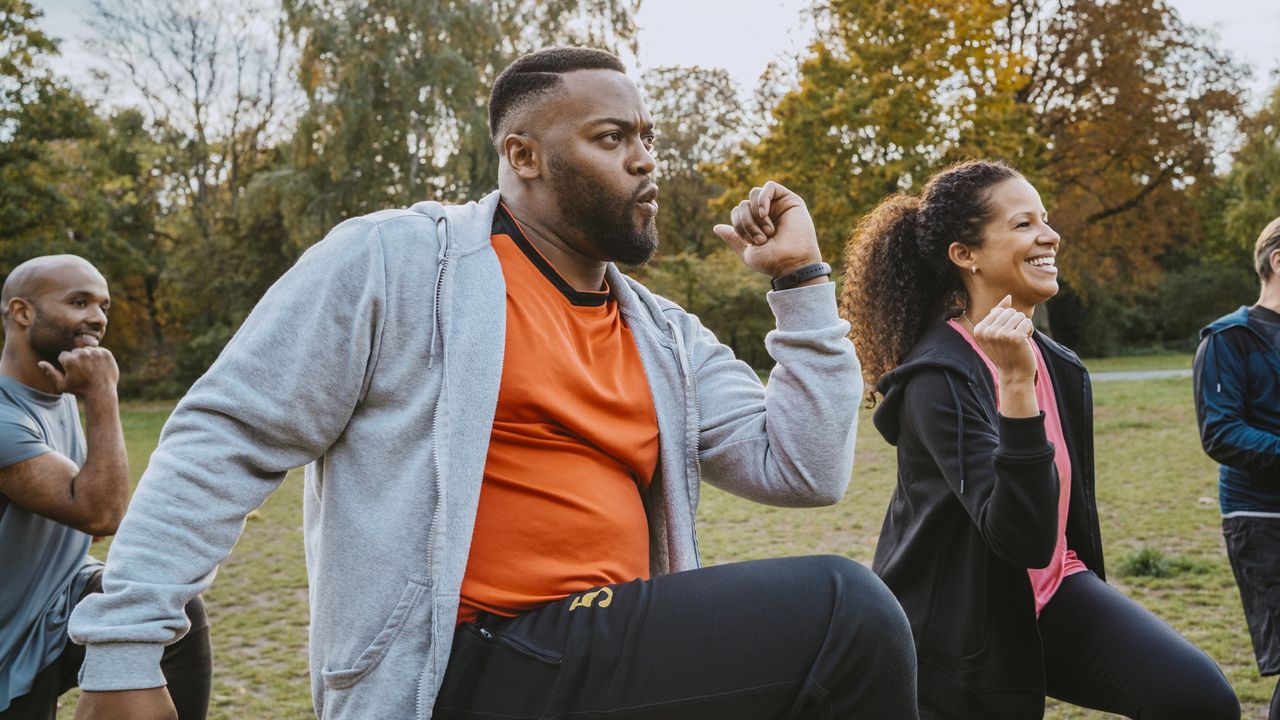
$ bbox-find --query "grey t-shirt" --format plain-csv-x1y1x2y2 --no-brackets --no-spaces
0,374,101,711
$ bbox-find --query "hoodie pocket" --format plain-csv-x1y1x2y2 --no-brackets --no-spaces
321,576,430,691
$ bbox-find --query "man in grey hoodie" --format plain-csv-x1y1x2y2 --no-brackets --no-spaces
69,48,917,719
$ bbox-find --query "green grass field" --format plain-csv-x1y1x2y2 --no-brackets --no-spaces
63,366,1265,718
1080,352,1193,374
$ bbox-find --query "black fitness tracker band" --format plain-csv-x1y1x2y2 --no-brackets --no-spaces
771,262,832,291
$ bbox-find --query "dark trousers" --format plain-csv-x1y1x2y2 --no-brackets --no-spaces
1038,571,1239,720
0,570,212,720
434,555,919,719
1222,515,1280,720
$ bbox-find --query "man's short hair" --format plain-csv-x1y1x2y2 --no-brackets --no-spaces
1256,216,1280,282
488,47,626,147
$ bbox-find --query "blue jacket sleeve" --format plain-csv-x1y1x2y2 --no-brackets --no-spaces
1195,333,1280,476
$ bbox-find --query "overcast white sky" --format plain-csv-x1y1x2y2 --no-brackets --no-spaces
28,0,1280,107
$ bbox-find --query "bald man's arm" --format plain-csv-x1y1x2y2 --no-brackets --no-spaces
0,348,128,535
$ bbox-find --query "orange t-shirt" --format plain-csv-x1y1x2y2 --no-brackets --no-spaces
456,204,660,624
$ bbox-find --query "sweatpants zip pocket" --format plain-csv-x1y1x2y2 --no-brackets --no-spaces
476,626,562,665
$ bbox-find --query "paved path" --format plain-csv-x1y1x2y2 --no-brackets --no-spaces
1090,368,1193,381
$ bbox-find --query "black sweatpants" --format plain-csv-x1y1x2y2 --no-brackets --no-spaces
1038,571,1239,720
434,555,919,719
0,570,212,720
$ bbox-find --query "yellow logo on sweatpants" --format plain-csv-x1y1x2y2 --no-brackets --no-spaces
569,587,613,612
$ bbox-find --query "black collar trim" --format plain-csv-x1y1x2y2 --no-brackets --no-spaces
493,203,609,308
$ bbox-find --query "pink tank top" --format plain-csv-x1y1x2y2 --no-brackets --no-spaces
947,319,1087,616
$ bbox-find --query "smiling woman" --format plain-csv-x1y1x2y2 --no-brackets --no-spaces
838,159,1241,720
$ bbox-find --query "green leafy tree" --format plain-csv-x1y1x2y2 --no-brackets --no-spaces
641,65,747,257
1148,82,1280,349
0,0,98,258
279,0,640,249
636,66,776,368
87,0,305,384
1222,84,1280,257
0,2,177,391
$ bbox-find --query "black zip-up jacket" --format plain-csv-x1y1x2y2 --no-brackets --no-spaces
871,320,1106,719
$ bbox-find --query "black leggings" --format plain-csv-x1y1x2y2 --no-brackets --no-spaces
434,555,920,719
1038,571,1239,720
0,570,212,720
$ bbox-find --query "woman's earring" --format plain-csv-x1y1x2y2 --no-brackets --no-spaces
970,266,977,275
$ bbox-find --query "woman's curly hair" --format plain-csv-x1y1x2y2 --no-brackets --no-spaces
840,159,1022,406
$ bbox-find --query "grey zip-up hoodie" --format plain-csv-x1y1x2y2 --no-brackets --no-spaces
69,191,862,719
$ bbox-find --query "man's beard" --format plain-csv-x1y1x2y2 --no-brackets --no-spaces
547,155,658,266
28,308,79,370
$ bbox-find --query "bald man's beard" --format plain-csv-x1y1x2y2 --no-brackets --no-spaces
28,307,80,370
546,155,658,266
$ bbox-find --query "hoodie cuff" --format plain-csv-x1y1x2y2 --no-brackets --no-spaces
995,413,1053,459
767,281,842,331
78,642,167,692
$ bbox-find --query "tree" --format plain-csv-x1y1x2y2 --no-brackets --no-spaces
89,0,296,239
1221,84,1280,257
712,0,1024,261
995,1,1245,297
1146,82,1280,349
63,0,645,390
641,66,749,258
279,0,640,249
715,0,1246,353
86,0,303,384
635,66,775,368
0,2,177,390
0,0,98,258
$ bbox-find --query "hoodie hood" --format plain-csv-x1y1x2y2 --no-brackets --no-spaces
873,320,991,446
408,191,680,367
1201,305,1251,340
413,190,675,333
873,318,1085,447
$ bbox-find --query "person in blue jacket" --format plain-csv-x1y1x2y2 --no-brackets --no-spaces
1195,215,1280,720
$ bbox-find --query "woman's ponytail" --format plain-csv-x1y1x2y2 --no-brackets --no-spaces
841,194,941,405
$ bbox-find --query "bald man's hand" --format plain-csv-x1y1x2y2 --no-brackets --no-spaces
0,345,127,535
713,181,825,282
39,347,119,401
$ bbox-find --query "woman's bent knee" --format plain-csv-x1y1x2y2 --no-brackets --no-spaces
1149,669,1239,720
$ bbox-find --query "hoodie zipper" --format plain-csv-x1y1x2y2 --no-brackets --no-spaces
417,216,450,718
424,216,449,574
666,318,703,567
427,217,450,369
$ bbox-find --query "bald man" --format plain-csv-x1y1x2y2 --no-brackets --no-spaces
0,256,211,720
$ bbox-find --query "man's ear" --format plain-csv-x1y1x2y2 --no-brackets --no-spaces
5,298,34,329
502,133,542,180
1270,248,1280,277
